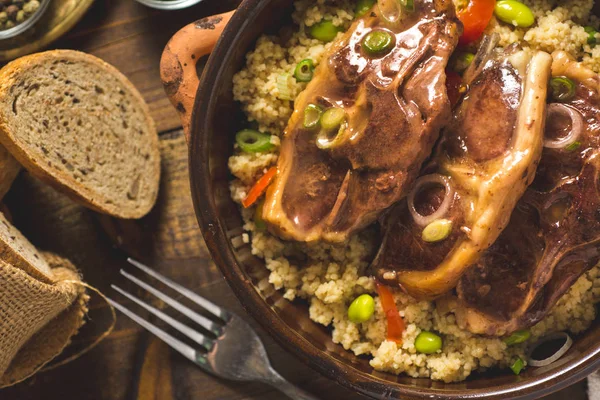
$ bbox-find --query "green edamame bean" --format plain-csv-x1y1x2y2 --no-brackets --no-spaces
415,331,443,354
309,20,341,42
348,294,375,323
422,219,453,243
495,0,535,28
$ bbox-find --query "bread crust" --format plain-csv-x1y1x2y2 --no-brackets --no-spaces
0,145,19,201
0,50,160,219
0,211,54,283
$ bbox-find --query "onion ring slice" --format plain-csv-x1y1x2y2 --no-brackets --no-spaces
543,104,583,149
378,0,403,25
527,332,573,367
408,174,454,227
462,33,500,86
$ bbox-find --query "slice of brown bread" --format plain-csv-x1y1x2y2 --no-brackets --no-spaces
0,211,53,283
0,145,20,200
0,50,160,219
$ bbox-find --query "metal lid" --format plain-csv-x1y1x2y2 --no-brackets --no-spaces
134,0,205,11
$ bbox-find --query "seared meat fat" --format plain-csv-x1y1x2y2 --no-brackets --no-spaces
263,0,461,242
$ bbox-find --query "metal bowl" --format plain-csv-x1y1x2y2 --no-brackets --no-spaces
0,0,51,40
134,0,205,10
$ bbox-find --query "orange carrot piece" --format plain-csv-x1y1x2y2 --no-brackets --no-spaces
242,167,277,208
376,282,405,344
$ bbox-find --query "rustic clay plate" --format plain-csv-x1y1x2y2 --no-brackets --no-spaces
168,0,600,398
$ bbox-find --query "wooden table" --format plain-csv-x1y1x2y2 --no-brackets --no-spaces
0,1,589,399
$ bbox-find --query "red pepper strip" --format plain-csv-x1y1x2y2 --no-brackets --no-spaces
446,70,463,108
457,0,495,45
242,167,277,208
376,282,405,344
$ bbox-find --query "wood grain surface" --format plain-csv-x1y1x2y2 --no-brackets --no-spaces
0,1,588,399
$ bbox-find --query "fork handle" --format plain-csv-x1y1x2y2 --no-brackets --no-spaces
263,368,320,400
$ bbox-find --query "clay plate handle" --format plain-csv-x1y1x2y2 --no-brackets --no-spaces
160,11,235,142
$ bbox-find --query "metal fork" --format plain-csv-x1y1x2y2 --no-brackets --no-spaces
107,258,318,400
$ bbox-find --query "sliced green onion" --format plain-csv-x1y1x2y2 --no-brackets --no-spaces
585,26,597,46
510,357,525,375
362,30,395,56
355,0,376,17
294,59,315,82
422,219,453,243
316,122,347,149
452,52,475,73
550,76,576,102
320,107,346,130
309,20,341,42
254,200,267,231
277,73,295,101
317,107,347,149
504,330,531,346
303,104,323,129
565,141,582,151
236,130,274,153
401,0,415,12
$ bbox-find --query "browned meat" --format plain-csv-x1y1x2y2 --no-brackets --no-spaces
262,0,462,242
453,52,600,336
374,189,465,274
445,63,522,161
371,47,552,299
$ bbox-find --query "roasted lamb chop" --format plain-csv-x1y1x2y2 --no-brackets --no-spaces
371,41,552,300
263,0,461,242
452,52,600,335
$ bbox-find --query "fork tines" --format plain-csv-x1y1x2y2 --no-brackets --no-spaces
107,258,229,361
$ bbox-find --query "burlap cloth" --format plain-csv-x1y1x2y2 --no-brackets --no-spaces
0,251,88,388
